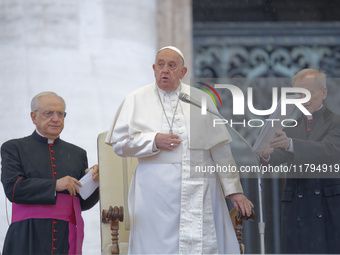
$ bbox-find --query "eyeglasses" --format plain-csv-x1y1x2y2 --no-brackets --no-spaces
35,110,67,119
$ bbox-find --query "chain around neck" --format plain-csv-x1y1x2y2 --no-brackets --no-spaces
156,84,181,134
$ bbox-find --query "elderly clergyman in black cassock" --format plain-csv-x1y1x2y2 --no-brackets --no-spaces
260,69,340,254
1,91,99,255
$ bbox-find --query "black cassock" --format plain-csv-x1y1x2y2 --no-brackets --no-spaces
269,107,340,254
1,131,99,255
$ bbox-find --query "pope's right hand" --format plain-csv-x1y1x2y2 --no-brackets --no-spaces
155,133,181,150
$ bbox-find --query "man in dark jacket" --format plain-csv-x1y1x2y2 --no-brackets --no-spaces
1,91,99,255
260,69,340,254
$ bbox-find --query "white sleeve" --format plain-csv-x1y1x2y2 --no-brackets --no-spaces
113,132,160,158
210,142,243,196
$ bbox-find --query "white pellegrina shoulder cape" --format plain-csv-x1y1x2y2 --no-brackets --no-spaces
105,82,231,150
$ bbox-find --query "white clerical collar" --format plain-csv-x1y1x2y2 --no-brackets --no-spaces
156,82,182,96
306,115,313,121
35,129,56,144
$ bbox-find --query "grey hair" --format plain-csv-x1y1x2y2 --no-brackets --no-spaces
292,68,327,88
31,91,66,111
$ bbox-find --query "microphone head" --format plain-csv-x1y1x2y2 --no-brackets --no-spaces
178,92,202,109
178,92,191,103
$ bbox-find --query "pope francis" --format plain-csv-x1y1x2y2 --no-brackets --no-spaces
105,46,254,254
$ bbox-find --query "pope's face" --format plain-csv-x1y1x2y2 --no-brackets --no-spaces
153,49,187,92
294,74,327,114
31,95,65,139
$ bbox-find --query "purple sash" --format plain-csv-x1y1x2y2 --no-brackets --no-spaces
12,193,84,254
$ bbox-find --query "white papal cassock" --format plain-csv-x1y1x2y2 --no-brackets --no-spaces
105,82,243,254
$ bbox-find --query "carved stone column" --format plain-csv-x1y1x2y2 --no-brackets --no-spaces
157,0,193,84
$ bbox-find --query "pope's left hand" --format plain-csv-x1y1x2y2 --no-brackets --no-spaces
85,164,99,182
228,193,254,217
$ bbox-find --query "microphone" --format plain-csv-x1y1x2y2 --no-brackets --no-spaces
179,92,221,118
178,93,202,109
178,92,256,153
